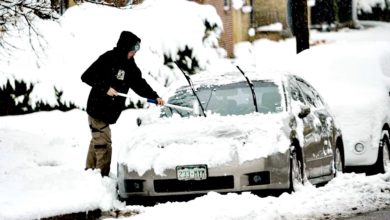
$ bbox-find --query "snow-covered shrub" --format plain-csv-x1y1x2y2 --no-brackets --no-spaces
357,0,390,21
0,80,76,115
0,0,223,115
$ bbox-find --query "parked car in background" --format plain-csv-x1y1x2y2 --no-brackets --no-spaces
117,72,344,202
293,42,390,174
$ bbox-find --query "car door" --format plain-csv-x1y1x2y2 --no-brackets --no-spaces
286,76,324,179
294,76,334,177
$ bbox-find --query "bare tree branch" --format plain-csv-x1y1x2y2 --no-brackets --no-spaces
0,0,58,60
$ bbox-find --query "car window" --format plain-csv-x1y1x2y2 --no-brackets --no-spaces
287,77,306,105
254,81,283,113
160,88,196,118
294,77,325,108
161,80,283,117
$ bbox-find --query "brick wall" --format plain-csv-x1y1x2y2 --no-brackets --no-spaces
199,0,234,57
196,0,252,58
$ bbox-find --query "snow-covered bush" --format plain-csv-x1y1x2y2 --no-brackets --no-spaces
358,0,390,13
0,80,77,115
0,0,223,115
357,0,390,21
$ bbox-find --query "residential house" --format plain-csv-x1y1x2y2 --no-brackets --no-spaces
252,0,290,40
194,0,251,57
310,0,355,29
196,0,292,57
197,0,356,58
253,0,355,33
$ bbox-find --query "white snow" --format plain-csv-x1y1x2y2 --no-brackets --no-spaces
0,110,121,219
1,1,390,220
357,0,390,13
231,0,245,10
118,173,390,220
0,0,223,108
257,22,283,32
292,41,390,166
118,113,291,176
233,21,390,167
0,109,389,219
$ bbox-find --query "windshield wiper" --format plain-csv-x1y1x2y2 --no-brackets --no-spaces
236,66,258,112
174,62,207,117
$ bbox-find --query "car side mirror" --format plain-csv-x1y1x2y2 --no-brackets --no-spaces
298,105,311,119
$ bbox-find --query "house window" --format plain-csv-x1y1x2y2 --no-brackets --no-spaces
224,0,230,11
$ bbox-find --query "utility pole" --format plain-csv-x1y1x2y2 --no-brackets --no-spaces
288,0,310,54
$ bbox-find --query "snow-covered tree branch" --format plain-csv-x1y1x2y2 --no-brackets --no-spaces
0,0,58,51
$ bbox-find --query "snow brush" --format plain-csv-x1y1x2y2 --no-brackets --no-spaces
117,93,196,113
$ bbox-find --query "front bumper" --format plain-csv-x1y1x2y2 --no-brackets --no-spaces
117,152,290,198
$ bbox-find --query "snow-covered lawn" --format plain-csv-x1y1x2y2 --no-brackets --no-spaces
0,110,389,220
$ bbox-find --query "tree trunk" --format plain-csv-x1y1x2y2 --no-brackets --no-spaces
291,0,309,54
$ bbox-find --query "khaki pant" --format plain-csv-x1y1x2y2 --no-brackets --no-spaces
86,115,112,176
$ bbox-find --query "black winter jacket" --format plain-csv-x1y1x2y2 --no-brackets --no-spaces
81,49,159,124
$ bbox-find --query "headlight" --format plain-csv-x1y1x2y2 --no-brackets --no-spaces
354,143,365,153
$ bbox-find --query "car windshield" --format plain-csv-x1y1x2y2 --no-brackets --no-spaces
161,80,283,117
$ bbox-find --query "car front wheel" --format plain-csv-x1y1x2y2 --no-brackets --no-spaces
289,148,304,192
374,136,390,174
334,147,344,176
381,138,390,173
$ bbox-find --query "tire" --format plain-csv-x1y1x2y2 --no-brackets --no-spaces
289,148,304,192
334,147,344,176
383,142,390,173
379,137,390,173
373,136,390,174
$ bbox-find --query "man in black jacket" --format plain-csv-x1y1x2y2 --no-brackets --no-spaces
81,31,164,176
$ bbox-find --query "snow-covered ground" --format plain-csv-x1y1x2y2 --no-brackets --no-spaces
1,1,390,219
0,109,389,220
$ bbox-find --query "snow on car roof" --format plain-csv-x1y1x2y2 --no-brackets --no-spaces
172,70,287,90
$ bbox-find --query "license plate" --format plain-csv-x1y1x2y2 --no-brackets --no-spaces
176,165,208,181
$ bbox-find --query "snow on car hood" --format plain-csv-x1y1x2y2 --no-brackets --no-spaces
117,113,291,176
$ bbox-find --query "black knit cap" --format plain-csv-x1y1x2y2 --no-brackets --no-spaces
116,31,141,52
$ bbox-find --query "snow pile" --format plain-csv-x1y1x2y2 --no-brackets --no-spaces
0,110,122,219
0,169,118,220
119,173,390,220
358,0,390,13
0,0,223,109
118,113,290,176
234,38,296,73
291,41,390,165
